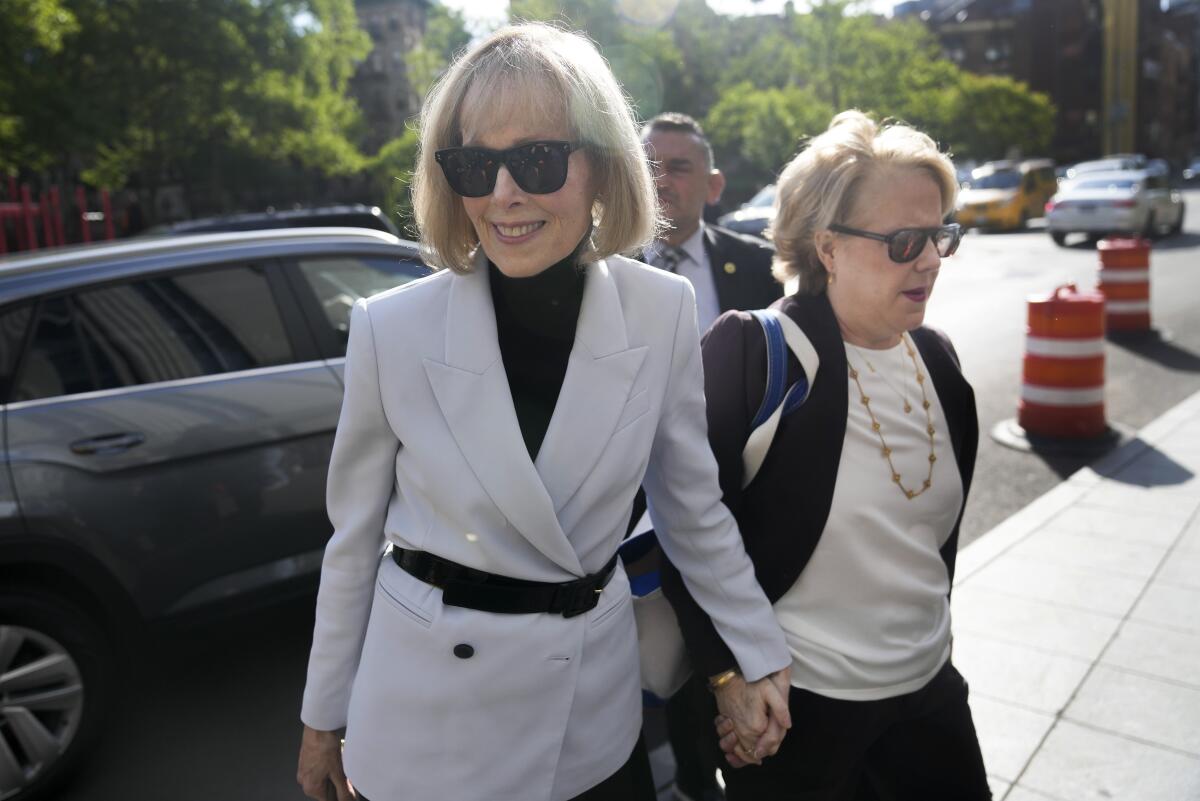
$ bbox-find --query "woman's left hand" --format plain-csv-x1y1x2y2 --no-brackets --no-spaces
711,667,792,767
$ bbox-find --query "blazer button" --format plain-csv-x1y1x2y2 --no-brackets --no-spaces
453,643,475,659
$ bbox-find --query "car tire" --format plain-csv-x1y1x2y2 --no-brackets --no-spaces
1050,231,1067,246
1142,212,1157,239
1168,204,1185,236
0,587,114,801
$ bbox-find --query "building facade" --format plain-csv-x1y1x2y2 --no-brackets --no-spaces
896,0,1196,165
351,0,429,153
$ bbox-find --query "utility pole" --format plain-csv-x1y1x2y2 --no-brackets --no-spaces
1102,0,1138,154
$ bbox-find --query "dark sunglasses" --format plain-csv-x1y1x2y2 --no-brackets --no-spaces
829,223,963,263
434,140,579,197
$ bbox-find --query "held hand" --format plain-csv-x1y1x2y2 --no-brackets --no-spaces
714,715,748,768
713,703,787,769
711,668,792,767
297,725,356,801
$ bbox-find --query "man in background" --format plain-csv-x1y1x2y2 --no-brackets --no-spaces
640,113,780,332
638,113,782,801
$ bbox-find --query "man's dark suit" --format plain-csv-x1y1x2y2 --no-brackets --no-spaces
699,224,781,317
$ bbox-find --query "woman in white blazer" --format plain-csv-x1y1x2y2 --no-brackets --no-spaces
296,24,791,801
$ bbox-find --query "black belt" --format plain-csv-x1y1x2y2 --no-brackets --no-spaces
391,548,619,618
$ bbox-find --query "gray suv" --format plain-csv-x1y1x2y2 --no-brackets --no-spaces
0,228,429,800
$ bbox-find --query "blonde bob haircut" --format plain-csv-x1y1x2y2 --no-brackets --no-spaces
411,23,661,273
769,110,958,295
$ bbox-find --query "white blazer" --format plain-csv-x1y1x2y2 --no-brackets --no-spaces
300,252,789,801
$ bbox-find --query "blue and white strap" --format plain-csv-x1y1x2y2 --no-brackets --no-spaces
742,309,820,488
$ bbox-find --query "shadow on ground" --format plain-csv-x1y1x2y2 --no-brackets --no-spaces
1108,330,1200,373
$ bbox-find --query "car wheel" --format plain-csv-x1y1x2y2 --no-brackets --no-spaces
0,588,114,801
1050,231,1067,246
1141,212,1156,239
1168,204,1185,236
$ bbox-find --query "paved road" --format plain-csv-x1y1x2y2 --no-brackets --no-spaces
927,188,1200,546
61,190,1200,800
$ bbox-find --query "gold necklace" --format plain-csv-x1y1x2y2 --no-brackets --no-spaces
847,333,936,500
850,343,912,414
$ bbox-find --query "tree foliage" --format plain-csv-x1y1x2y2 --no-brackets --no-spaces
405,3,471,103
706,83,834,199
365,127,421,238
0,0,80,172
503,0,1055,203
2,0,370,198
945,73,1056,161
2,0,1058,220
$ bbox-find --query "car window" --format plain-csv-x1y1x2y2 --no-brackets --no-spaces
1071,179,1139,191
295,255,427,351
12,264,294,402
967,171,1021,189
0,303,33,399
747,184,777,208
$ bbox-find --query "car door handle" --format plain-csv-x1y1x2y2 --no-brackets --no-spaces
70,432,146,455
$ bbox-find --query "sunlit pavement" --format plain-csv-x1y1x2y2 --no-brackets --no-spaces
948,387,1200,800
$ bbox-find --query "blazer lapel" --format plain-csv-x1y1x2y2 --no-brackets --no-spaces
535,258,648,513
702,226,739,313
422,252,583,576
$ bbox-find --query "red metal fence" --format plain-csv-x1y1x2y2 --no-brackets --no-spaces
0,178,115,255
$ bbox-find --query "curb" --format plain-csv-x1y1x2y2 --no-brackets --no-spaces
955,386,1200,585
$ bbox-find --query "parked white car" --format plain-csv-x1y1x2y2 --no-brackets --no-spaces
1063,155,1145,179
717,183,776,238
1045,169,1185,245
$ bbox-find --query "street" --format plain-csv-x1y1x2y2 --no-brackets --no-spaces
60,189,1200,800
927,188,1200,546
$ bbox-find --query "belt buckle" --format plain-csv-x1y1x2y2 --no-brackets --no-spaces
558,579,603,618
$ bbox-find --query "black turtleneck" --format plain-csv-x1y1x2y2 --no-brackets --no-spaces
489,254,586,460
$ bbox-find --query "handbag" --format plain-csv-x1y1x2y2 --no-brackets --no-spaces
620,308,820,698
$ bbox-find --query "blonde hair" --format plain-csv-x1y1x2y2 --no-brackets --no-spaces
769,110,958,294
411,23,661,273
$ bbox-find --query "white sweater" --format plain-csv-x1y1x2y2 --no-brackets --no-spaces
773,338,962,700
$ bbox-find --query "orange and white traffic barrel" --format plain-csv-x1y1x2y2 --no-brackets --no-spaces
1018,284,1107,438
1097,237,1151,332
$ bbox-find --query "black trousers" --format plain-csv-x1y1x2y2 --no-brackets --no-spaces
354,732,654,801
572,731,656,801
717,661,992,801
666,674,724,797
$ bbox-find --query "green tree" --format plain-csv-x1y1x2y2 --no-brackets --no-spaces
706,0,1055,187
0,0,79,172
2,0,371,210
405,3,472,103
946,73,1056,161
508,0,684,119
364,128,421,238
705,82,834,198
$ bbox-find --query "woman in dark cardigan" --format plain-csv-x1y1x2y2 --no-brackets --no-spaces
661,110,992,800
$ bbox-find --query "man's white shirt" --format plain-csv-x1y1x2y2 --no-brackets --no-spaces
648,223,720,332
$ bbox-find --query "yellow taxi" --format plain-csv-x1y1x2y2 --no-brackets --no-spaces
955,159,1057,231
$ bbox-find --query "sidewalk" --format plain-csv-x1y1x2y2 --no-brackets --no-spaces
653,388,1200,801
953,388,1200,800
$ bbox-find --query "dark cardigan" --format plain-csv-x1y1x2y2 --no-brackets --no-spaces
660,291,979,678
